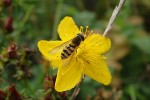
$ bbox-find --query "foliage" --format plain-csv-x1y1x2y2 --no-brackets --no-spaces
0,0,150,99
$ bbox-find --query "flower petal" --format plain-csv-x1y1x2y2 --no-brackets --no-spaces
82,53,111,85
80,34,111,54
55,58,82,92
38,40,64,60
58,16,81,41
50,59,62,68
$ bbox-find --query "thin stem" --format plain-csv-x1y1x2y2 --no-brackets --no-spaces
52,0,63,40
103,0,126,36
70,77,84,100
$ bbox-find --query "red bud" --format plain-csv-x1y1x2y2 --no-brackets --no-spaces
9,84,22,100
0,90,7,100
7,43,18,59
3,0,12,7
4,16,13,33
58,91,66,97
43,75,55,90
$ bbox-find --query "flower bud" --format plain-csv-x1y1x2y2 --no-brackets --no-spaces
45,92,53,100
9,84,22,100
43,75,55,90
58,91,66,98
7,43,18,59
3,0,12,7
4,16,13,33
0,90,7,100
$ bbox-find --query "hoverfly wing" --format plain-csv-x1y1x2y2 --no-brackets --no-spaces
49,40,71,55
61,48,77,74
62,51,75,66
62,54,74,74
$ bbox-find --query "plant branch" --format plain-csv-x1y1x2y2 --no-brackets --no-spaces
70,77,84,100
103,0,126,36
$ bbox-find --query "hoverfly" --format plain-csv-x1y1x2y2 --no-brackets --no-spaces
61,33,84,59
49,31,91,67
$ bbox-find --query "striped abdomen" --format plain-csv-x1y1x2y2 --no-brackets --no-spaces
61,33,84,59
61,43,75,59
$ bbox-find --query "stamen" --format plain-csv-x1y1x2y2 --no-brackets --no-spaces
84,26,89,37
90,30,93,35
85,26,89,33
80,26,83,32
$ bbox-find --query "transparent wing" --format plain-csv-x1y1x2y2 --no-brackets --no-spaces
48,40,72,60
49,40,71,55
61,48,78,74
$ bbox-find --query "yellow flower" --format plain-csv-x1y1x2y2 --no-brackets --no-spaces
38,16,111,92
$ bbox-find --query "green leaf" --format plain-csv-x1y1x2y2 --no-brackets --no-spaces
131,35,150,54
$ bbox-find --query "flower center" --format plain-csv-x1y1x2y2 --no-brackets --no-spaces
80,26,93,38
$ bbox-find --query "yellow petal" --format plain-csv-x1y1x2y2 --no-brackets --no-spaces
82,53,111,85
50,59,62,68
58,16,81,41
38,40,64,60
80,34,111,54
55,58,82,92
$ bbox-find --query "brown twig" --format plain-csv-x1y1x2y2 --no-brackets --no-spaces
70,76,84,100
103,0,126,36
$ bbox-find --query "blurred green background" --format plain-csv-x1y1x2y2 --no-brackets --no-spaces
0,0,150,99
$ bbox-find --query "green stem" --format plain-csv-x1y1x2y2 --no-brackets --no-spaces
12,5,34,42
23,78,36,98
52,0,64,40
20,6,34,29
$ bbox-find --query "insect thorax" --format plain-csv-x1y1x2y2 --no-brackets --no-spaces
61,33,84,59
71,33,84,46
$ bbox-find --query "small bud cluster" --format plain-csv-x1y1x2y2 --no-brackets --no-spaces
0,84,22,100
3,0,12,7
4,16,13,33
43,75,67,99
0,43,35,80
0,0,13,33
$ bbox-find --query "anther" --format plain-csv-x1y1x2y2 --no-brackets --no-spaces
90,30,93,35
85,26,89,33
80,26,83,32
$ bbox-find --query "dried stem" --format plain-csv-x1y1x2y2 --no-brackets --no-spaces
103,0,126,36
